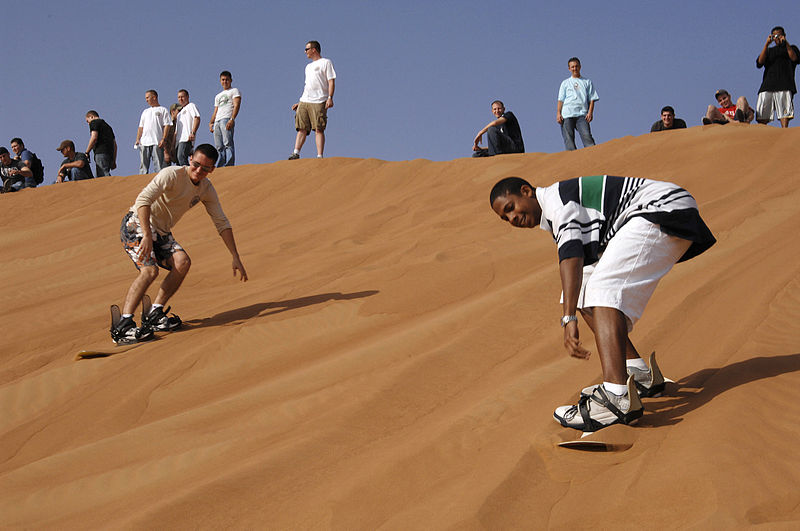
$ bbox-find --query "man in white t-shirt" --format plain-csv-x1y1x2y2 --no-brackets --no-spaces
208,71,241,167
135,90,172,174
176,89,201,166
288,40,336,160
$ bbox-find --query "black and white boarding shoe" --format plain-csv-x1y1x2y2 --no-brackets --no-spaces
554,375,644,433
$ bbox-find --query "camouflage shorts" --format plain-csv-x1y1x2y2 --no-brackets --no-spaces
120,211,185,271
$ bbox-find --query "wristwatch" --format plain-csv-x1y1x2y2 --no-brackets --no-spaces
560,315,578,327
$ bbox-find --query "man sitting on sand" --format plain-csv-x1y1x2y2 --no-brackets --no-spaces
472,100,525,157
702,89,754,125
111,144,248,344
489,175,715,432
650,106,687,132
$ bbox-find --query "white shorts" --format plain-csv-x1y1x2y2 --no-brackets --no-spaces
756,90,794,122
566,216,691,330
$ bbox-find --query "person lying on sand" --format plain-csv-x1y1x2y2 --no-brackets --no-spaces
489,175,715,432
111,143,248,344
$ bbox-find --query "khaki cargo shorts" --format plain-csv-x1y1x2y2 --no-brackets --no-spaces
295,101,328,132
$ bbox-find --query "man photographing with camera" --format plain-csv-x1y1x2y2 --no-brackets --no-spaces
756,26,799,128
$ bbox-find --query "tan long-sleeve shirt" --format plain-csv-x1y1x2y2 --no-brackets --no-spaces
132,166,231,236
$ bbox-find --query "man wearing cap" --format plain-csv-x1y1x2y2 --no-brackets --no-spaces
56,140,94,183
756,26,800,128
702,90,754,125
650,106,687,132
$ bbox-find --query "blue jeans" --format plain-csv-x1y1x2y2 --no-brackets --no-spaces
177,141,193,166
487,126,523,156
139,145,165,174
69,166,94,181
561,116,595,151
213,118,235,167
95,153,113,177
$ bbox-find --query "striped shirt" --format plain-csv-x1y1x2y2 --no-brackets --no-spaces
536,175,715,264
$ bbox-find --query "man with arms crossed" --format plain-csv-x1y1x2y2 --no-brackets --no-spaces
489,175,715,432
111,144,248,344
209,71,241,167
289,40,336,160
175,89,201,166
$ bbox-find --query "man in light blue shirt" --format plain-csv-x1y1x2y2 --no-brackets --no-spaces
557,57,599,151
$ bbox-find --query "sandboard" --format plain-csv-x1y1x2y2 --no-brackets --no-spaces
75,342,151,360
556,423,637,452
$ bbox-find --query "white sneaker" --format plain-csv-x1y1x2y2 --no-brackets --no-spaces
554,375,644,432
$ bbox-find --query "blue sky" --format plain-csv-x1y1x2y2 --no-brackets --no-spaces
2,0,798,183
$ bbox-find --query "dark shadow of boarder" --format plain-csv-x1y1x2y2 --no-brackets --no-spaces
183,290,379,330
638,352,800,427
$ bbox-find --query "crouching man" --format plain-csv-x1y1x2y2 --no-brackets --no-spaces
112,143,248,343
489,175,715,432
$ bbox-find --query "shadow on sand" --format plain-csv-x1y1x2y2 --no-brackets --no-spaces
183,290,379,329
640,352,800,427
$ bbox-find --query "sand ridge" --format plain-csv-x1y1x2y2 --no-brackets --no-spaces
1,124,799,528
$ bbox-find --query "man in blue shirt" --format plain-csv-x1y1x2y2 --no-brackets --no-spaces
557,57,599,151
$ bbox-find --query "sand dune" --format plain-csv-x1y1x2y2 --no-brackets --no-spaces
1,124,799,529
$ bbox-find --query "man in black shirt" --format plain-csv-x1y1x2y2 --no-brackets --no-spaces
56,140,94,182
84,110,117,176
756,26,800,128
472,100,525,157
650,106,687,132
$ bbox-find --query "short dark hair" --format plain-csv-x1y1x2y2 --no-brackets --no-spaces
86,110,99,118
490,177,533,206
0,147,9,156
568,57,581,65
146,89,158,98
178,89,189,97
220,70,232,79
307,40,321,53
771,26,785,35
10,137,24,147
491,100,505,108
661,106,675,115
193,143,219,164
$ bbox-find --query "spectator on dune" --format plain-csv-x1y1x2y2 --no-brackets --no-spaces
702,90,754,125
289,41,336,160
163,103,182,166
135,90,172,174
650,106,687,132
84,110,117,177
472,100,525,157
209,71,241,167
0,146,34,193
557,57,599,151
56,140,94,183
756,26,800,128
175,89,201,166
10,138,41,188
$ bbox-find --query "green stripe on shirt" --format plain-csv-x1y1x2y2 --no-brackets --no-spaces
580,175,604,212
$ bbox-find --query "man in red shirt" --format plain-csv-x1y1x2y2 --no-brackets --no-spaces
703,89,754,124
